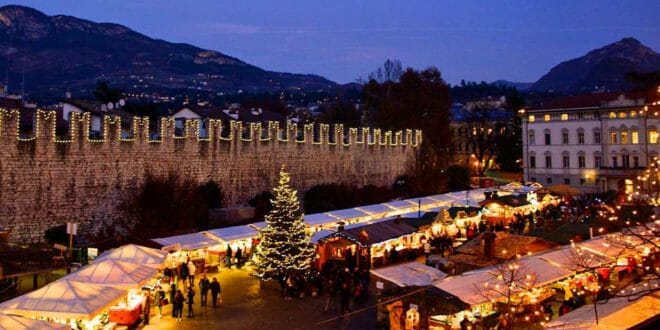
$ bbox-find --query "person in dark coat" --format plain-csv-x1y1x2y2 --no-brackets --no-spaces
235,247,243,269
170,282,177,317
210,277,221,307
186,287,195,318
174,290,184,322
198,274,210,307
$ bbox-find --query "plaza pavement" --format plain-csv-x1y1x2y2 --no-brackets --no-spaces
142,267,378,330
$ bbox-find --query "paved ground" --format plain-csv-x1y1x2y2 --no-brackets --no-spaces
143,266,379,330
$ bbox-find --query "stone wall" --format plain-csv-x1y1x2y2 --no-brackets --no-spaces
0,109,420,243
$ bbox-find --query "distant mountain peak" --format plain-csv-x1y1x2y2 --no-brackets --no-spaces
0,5,336,99
530,37,660,93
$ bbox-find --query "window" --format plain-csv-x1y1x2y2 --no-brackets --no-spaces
529,156,536,168
650,130,658,144
594,156,602,168
545,156,552,168
561,113,568,121
609,112,616,119
577,112,584,119
578,132,585,144
631,131,639,144
529,132,536,145
594,131,601,144
580,179,586,185
562,132,569,144
619,112,627,118
620,131,628,144
564,178,570,185
622,155,630,168
544,114,550,122
633,156,639,168
563,155,570,168
610,132,617,144
612,156,618,168
546,177,553,184
545,133,551,145
578,155,586,168
528,115,535,122
631,111,637,118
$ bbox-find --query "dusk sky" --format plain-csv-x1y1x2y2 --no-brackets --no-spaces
7,0,660,84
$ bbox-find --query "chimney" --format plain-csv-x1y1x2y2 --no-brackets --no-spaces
337,222,345,232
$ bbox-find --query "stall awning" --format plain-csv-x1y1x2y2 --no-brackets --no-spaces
67,259,158,289
403,212,439,230
303,213,338,226
321,218,418,247
0,279,126,320
403,197,444,209
383,200,417,210
356,204,395,215
151,232,217,250
327,208,370,220
370,261,447,287
0,314,68,329
545,283,660,329
433,269,495,306
96,244,166,267
206,225,259,242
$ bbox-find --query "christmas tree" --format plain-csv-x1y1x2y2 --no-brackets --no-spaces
254,167,316,280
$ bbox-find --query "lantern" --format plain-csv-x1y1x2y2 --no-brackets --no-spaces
405,304,420,330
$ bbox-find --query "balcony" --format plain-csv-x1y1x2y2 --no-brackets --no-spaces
596,166,645,178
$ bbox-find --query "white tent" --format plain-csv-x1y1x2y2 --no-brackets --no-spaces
0,279,126,320
151,232,217,250
67,259,157,289
0,314,68,329
545,289,660,329
96,244,165,267
206,225,259,242
370,262,447,287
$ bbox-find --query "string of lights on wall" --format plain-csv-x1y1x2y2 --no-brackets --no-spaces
0,108,422,147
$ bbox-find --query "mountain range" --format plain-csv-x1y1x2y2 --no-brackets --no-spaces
0,5,336,100
0,5,658,101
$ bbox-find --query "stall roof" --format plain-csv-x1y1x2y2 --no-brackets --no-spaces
433,268,495,305
67,259,158,289
403,212,439,230
356,204,395,215
151,232,217,250
447,206,482,219
404,197,443,208
0,314,68,329
323,218,418,247
370,261,447,287
480,195,530,208
534,245,612,270
303,213,338,226
455,232,556,261
327,208,370,220
249,221,267,230
311,230,335,244
545,284,660,329
206,225,259,242
427,194,455,203
0,279,126,320
384,200,417,210
96,244,165,266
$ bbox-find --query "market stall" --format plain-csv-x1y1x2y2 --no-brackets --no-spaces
480,194,534,225
205,224,260,269
316,218,419,269
0,314,69,329
96,244,165,268
0,278,126,329
356,203,398,219
370,261,447,288
545,282,660,329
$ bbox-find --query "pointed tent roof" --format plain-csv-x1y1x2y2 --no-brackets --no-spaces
0,279,125,320
67,259,157,289
96,244,165,266
0,314,68,329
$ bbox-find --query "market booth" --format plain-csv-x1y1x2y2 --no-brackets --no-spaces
66,259,158,326
0,278,126,329
316,218,419,269
96,244,165,267
370,261,447,288
0,313,69,329
480,194,534,225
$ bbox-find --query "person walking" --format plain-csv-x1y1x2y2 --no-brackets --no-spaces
235,247,243,269
174,290,184,322
210,277,221,308
156,285,165,318
186,287,195,318
170,283,177,318
198,274,210,307
187,261,196,287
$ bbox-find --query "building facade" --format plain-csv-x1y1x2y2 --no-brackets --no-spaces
521,89,660,192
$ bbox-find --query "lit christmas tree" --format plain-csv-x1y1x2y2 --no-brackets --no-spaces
254,167,315,280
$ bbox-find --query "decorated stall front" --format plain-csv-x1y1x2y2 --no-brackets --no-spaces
0,279,126,329
480,194,536,225
316,218,419,269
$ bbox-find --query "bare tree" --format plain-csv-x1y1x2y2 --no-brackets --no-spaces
461,103,503,176
368,59,403,83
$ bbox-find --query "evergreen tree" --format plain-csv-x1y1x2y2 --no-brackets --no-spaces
254,168,315,280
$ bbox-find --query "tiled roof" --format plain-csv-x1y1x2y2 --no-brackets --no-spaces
322,218,418,247
455,232,556,262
